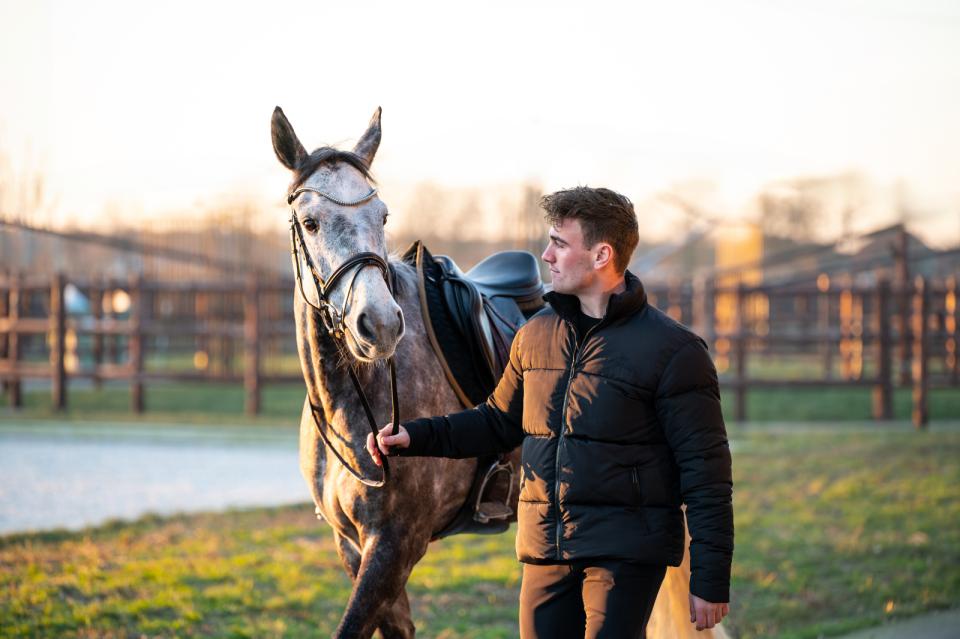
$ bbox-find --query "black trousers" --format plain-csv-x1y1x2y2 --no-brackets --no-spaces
519,560,667,639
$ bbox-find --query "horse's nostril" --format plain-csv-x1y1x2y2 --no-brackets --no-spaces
396,311,405,337
357,312,376,342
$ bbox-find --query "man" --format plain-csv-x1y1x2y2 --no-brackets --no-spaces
368,186,733,638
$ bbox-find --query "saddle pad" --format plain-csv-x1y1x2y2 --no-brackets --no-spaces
401,240,494,408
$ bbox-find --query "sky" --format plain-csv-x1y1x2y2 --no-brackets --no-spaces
1,0,959,245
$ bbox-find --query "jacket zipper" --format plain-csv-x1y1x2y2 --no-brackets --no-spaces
554,318,602,558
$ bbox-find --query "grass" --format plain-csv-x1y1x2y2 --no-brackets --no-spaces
2,381,959,426
725,424,960,638
1,425,958,638
0,508,520,639
0,382,307,427
740,386,960,422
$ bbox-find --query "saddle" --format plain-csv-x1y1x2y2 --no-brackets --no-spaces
400,240,545,539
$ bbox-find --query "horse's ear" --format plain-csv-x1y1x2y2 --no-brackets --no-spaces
271,106,307,171
353,107,382,167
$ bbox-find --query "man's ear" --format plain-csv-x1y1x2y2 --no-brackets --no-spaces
594,243,615,270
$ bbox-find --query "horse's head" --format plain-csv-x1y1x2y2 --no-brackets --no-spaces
272,106,403,363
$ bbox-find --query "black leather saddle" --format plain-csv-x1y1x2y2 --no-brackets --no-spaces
401,240,544,408
400,240,545,540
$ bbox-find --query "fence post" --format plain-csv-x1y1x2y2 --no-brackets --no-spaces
7,273,22,407
692,275,717,348
129,274,144,413
946,275,958,387
872,277,893,420
705,277,716,349
51,273,67,411
244,275,261,416
818,277,833,379
105,285,118,365
91,284,103,389
895,226,911,385
218,291,231,376
911,276,929,429
734,283,747,422
0,274,6,371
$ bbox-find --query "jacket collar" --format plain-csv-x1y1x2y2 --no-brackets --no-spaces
543,269,648,325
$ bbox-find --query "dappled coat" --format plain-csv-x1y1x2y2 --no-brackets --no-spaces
400,270,734,603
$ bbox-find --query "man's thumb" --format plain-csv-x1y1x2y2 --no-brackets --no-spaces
380,432,401,447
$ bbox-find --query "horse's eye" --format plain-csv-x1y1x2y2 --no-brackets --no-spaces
382,213,389,226
303,218,318,233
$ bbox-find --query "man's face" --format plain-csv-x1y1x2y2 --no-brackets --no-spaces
541,218,597,295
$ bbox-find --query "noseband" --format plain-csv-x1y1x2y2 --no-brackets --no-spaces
289,185,400,488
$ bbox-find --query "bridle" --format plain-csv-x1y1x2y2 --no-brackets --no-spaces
288,184,400,488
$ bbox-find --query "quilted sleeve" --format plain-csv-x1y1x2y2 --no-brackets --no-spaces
655,338,734,603
399,326,525,459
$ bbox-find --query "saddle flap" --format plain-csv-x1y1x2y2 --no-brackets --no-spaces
405,240,535,409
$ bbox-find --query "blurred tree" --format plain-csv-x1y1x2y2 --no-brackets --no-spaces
0,145,57,226
515,181,543,260
759,172,866,242
406,181,450,242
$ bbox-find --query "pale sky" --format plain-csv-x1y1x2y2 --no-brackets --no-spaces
1,0,959,245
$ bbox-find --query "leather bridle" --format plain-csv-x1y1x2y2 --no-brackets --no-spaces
289,185,400,488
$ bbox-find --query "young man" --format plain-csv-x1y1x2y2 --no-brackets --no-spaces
368,186,733,638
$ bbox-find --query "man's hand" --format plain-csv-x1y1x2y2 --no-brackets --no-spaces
689,593,729,631
365,423,410,466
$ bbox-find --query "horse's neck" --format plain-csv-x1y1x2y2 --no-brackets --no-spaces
294,261,442,457
294,297,383,437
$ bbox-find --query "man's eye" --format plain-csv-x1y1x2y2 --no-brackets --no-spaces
303,218,318,233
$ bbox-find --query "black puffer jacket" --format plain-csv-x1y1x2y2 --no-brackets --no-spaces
401,271,734,602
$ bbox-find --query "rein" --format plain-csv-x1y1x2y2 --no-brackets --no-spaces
289,185,400,488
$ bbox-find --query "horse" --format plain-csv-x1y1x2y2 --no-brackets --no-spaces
271,106,728,639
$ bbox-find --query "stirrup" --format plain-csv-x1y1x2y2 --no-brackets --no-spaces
473,459,515,524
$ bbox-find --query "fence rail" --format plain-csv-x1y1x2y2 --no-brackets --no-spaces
1,273,957,425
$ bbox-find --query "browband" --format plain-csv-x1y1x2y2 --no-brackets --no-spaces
288,186,378,207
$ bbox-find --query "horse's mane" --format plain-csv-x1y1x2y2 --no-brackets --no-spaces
288,147,375,198
387,256,415,301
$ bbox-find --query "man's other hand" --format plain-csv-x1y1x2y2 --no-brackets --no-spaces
689,593,729,631
365,423,410,466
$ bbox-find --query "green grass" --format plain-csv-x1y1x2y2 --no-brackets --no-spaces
0,382,307,426
739,387,960,422
0,508,520,639
725,424,960,638
1,426,958,638
2,382,957,425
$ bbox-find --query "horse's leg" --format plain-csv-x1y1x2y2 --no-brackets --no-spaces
376,588,415,639
335,532,362,580
334,530,421,639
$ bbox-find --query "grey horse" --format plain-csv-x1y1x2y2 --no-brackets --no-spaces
271,107,727,639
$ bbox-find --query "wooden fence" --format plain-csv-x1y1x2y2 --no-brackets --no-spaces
646,275,958,427
1,273,957,425
0,274,301,416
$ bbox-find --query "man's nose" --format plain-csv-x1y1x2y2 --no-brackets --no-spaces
541,246,552,262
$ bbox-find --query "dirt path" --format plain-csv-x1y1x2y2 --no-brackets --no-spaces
835,608,960,639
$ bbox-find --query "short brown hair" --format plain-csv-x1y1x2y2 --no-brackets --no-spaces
540,186,639,273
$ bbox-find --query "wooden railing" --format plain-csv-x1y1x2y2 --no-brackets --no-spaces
0,274,301,415
645,275,957,427
1,273,957,424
